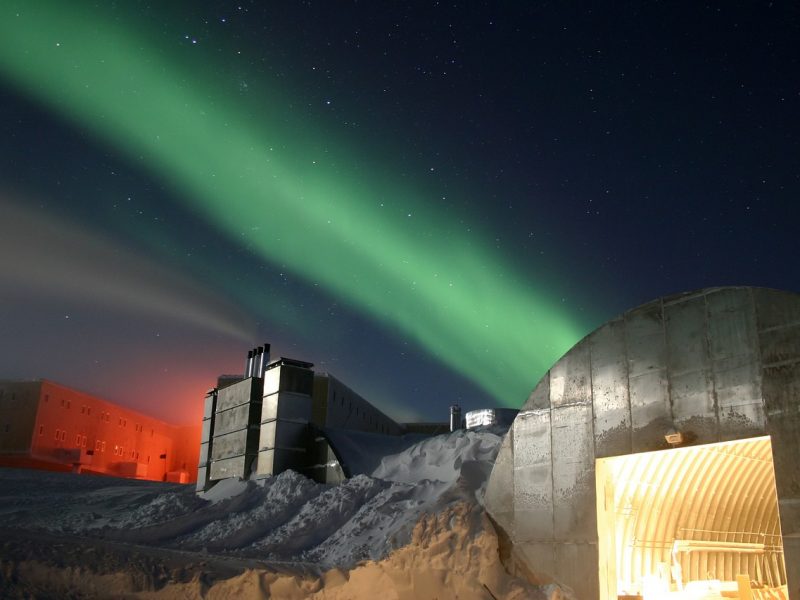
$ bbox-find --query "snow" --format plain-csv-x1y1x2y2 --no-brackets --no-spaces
0,427,573,599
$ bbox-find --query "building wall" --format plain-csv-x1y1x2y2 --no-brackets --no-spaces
0,379,199,482
210,376,265,480
0,381,40,454
315,374,404,436
484,287,800,599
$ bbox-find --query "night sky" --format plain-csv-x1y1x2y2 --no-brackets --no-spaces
0,2,797,426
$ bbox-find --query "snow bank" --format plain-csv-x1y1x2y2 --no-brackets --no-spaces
0,427,574,599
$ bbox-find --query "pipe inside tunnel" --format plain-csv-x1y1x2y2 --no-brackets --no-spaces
596,436,787,599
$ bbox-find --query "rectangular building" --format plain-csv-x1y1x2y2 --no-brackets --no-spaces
0,379,200,482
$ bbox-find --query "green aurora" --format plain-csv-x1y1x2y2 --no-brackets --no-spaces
0,3,590,408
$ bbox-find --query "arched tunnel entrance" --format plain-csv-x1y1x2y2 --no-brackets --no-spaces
596,436,787,599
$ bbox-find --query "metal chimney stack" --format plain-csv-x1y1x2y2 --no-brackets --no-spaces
254,346,264,377
245,349,254,378
450,404,462,432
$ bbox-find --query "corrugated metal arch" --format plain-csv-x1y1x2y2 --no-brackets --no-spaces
598,436,784,594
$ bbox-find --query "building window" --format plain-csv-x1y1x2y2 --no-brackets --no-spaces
66,401,70,409
54,428,61,441
75,433,81,445
61,399,65,407
39,425,44,436
95,440,101,451
87,407,91,415
61,430,66,441
101,441,106,452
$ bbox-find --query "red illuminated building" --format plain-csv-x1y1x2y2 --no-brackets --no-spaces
0,379,199,483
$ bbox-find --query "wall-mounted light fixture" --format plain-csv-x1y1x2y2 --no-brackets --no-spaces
665,429,684,447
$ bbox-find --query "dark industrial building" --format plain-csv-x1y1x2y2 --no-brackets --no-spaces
485,287,800,599
197,346,413,491
0,379,199,482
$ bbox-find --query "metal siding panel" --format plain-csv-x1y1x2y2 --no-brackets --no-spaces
714,354,762,408
665,295,709,375
261,395,279,421
759,323,800,366
512,410,553,541
555,543,599,600
714,354,766,439
260,420,309,451
263,368,281,396
195,465,207,491
782,537,800,600
629,370,671,452
550,339,591,408
210,428,250,461
753,288,800,332
216,379,259,412
765,359,800,600
279,365,315,396
259,420,277,451
707,288,757,360
209,454,254,480
201,418,212,442
255,448,274,476
669,369,718,443
484,431,514,533
261,392,312,421
203,393,216,420
271,447,306,473
527,375,550,410
764,362,800,503
591,319,632,458
625,300,666,377
552,404,596,541
516,542,557,584
549,359,567,408
214,402,260,437
198,441,210,467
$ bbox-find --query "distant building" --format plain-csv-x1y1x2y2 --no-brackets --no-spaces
464,408,519,429
0,379,199,482
198,345,447,491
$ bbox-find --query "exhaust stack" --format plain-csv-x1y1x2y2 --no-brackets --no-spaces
450,404,462,432
245,349,254,378
254,346,264,377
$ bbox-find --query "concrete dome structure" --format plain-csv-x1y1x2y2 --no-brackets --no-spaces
484,287,800,599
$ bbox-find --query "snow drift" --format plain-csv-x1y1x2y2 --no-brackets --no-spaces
0,427,573,599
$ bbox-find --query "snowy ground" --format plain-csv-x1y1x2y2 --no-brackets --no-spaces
0,428,572,599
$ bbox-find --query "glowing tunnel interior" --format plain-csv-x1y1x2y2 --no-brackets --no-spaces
596,436,787,599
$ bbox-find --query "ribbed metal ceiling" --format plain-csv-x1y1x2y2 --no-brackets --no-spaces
598,436,785,594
